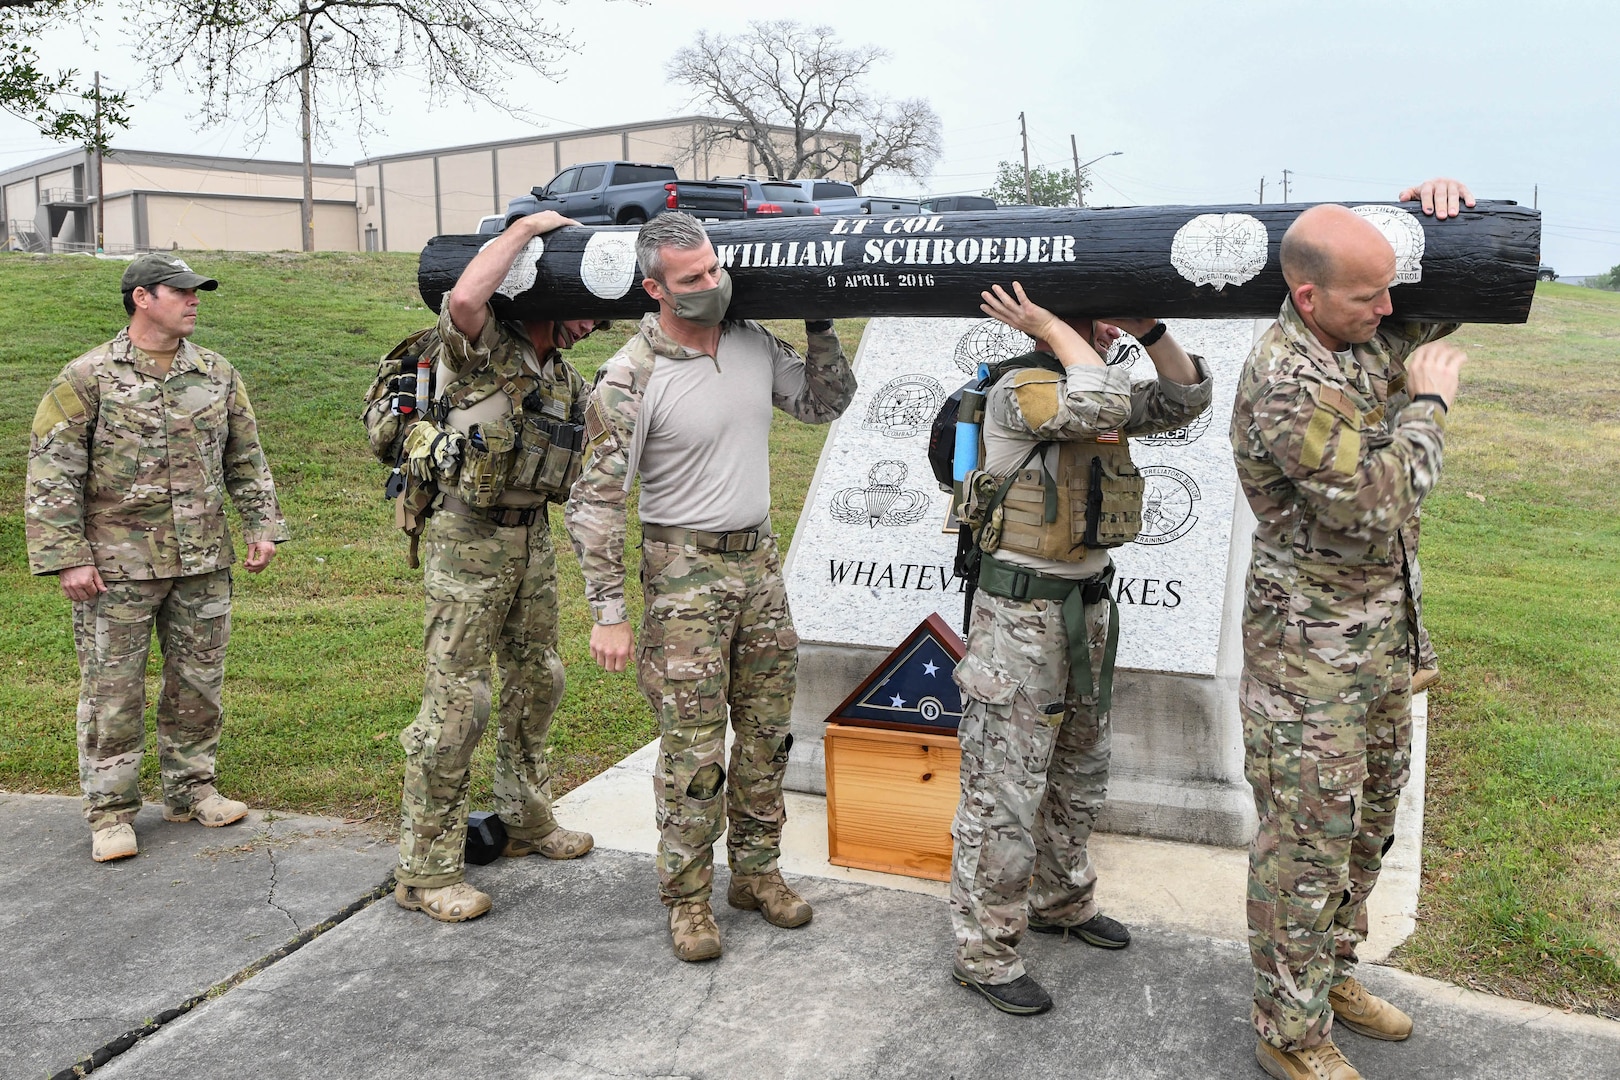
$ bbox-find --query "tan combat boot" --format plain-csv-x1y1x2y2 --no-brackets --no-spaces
394,881,492,923
669,900,722,962
91,823,138,863
1330,975,1414,1041
502,826,594,860
164,787,249,827
727,869,813,928
1256,1039,1361,1080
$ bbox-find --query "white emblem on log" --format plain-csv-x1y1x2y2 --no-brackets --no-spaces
480,235,544,298
1170,213,1269,290
581,231,640,299
1351,206,1425,284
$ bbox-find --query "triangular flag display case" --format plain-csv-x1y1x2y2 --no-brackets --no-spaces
824,613,966,735
823,615,968,881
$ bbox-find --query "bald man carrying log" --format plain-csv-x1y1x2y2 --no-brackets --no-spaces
1230,178,1471,1080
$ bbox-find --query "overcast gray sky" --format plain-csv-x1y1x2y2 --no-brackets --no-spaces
5,0,1616,271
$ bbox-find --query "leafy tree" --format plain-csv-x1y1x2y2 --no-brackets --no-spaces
1,0,129,149
667,20,941,186
982,160,1089,207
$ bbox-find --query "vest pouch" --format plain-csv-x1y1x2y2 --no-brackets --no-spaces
1082,453,1144,548
455,416,515,508
509,415,550,493
536,419,584,496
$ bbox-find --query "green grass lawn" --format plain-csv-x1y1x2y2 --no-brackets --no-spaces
1393,282,1620,1017
0,255,1614,1017
0,250,860,823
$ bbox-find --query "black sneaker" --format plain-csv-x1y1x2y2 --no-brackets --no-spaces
951,966,1053,1015
1028,912,1132,949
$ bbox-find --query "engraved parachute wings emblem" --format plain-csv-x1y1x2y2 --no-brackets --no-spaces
1351,206,1426,284
830,460,933,528
1170,213,1269,290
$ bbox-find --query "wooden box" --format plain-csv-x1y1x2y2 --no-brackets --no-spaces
824,722,961,882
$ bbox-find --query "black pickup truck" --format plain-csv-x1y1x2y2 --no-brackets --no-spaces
505,161,746,226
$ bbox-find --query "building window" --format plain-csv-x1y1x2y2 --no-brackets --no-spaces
366,186,375,209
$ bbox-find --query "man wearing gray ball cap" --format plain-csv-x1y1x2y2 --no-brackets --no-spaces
25,253,289,864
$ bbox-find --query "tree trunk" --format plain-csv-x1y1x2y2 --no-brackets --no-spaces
417,201,1540,324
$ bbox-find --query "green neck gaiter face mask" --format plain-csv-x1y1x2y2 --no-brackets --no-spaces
669,268,733,327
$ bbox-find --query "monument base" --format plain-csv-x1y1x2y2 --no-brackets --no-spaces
785,644,1258,849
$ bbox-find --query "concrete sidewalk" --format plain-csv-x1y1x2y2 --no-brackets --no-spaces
5,756,1618,1079
0,793,395,1079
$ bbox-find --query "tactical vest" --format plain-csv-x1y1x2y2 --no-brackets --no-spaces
433,331,585,509
975,365,1144,558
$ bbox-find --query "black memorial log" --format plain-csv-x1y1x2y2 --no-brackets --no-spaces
417,201,1540,324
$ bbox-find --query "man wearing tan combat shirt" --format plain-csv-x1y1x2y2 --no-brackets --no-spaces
26,254,289,864
565,212,857,962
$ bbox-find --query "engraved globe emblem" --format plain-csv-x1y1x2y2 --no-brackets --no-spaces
953,319,1036,375
863,375,946,439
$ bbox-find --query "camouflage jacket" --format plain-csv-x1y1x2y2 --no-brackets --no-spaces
564,314,855,624
26,329,289,580
1230,297,1456,699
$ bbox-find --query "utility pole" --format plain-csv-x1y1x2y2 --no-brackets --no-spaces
93,70,104,252
1019,112,1032,205
1281,169,1292,203
1071,134,1084,207
1257,176,1265,204
299,1,315,252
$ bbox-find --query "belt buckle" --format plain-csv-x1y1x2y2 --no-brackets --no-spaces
722,529,757,553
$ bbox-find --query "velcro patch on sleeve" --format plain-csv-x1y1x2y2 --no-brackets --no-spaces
584,396,613,450
31,380,89,440
1009,368,1063,431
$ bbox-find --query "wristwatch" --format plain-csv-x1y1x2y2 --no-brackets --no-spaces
1137,321,1168,347
804,319,834,333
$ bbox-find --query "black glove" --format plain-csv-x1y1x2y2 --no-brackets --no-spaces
804,320,834,334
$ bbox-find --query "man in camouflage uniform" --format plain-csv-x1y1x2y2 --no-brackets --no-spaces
1230,179,1471,1080
565,212,856,962
950,283,1212,1014
26,254,289,863
393,210,600,924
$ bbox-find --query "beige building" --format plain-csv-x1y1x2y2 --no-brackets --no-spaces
2,148,356,253
2,116,856,255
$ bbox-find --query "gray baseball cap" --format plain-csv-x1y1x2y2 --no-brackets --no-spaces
120,253,219,292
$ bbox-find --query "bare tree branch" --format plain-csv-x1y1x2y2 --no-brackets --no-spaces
126,0,578,148
666,19,940,185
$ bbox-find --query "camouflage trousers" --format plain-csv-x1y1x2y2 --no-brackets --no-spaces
71,568,233,830
396,509,567,889
1242,650,1413,1050
949,584,1112,984
636,535,798,905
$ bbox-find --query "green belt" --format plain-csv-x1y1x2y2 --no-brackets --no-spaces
641,521,770,554
976,554,1120,714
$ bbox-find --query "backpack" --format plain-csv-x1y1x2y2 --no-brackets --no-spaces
360,327,443,567
925,351,1062,631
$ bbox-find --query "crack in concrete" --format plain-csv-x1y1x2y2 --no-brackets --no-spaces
263,823,302,934
669,959,722,1066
